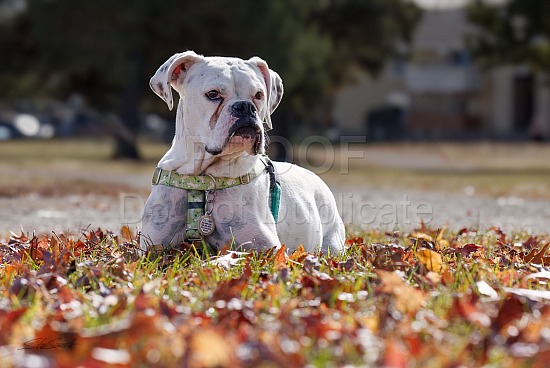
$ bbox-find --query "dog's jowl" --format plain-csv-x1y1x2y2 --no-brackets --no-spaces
141,51,345,253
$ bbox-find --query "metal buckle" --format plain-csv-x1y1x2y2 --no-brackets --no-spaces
205,174,217,191
152,168,162,185
240,173,251,185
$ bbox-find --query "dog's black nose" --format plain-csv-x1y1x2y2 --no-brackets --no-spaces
231,101,256,117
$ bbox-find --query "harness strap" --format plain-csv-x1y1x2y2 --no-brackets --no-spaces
152,155,282,243
186,190,204,241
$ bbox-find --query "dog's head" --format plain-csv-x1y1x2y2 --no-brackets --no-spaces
150,51,283,157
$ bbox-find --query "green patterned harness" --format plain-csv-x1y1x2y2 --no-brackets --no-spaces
151,156,281,243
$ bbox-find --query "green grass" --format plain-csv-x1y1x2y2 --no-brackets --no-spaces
1,226,549,367
1,139,550,198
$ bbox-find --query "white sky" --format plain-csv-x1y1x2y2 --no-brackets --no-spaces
412,0,506,9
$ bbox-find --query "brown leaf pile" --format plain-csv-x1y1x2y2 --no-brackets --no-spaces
1,225,550,367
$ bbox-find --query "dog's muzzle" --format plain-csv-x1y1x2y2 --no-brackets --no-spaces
229,100,262,140
206,101,263,156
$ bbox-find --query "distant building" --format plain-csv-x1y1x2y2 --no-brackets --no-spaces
334,8,550,140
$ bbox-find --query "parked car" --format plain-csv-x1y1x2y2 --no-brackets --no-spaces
0,121,23,140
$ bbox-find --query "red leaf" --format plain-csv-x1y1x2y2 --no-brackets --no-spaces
218,241,231,255
490,227,507,244
493,294,525,333
211,277,248,302
522,236,541,251
242,258,252,279
453,243,482,257
135,289,154,311
0,307,28,344
159,300,179,319
382,338,408,368
523,241,550,264
345,236,364,246
451,294,491,327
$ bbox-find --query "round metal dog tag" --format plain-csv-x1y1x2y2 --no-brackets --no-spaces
198,214,215,236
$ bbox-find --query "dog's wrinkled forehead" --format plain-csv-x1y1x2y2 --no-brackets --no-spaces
185,58,265,97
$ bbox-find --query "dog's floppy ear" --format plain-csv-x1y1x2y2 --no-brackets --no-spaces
150,51,203,111
248,57,284,131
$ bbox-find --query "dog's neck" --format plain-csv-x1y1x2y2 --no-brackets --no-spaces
157,102,259,178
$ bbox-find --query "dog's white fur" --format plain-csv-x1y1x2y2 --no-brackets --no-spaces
141,51,345,253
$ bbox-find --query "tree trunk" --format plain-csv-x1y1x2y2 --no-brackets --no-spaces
321,90,340,142
321,92,336,130
112,50,145,160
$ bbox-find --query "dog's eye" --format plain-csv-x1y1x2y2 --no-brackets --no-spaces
254,91,263,100
206,90,221,100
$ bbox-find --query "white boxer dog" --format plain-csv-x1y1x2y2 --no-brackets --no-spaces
140,51,345,254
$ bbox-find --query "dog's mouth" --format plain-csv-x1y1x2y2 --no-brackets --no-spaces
227,117,262,152
229,122,262,155
232,126,258,139
206,118,263,156
228,117,262,138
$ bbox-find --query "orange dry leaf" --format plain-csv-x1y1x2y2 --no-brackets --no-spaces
358,315,379,333
187,329,235,367
416,249,446,273
437,239,451,249
289,244,308,263
377,270,406,293
266,283,283,299
210,260,251,301
273,245,288,270
410,232,433,242
436,227,450,249
426,271,442,285
121,225,133,242
376,270,426,315
2,264,19,279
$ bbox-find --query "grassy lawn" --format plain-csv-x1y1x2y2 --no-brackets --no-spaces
1,226,549,366
1,139,549,199
0,139,166,197
306,141,550,199
1,139,549,366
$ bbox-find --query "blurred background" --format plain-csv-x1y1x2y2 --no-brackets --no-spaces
1,0,549,235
